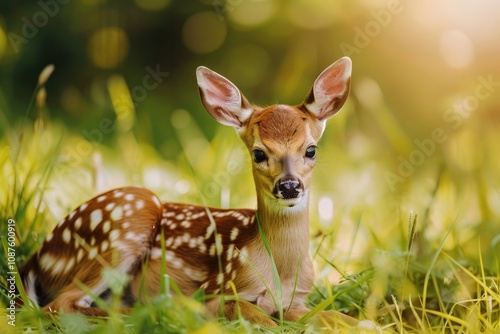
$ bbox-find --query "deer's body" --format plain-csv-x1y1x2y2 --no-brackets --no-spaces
19,57,352,326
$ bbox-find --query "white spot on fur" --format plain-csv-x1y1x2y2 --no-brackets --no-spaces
216,273,224,285
101,240,109,252
164,211,175,218
192,211,206,219
209,243,216,257
188,238,197,248
111,206,123,221
136,200,145,210
63,258,75,274
52,259,66,275
114,191,124,198
79,202,88,212
226,244,235,261
109,230,120,242
74,217,82,230
122,222,131,229
125,231,140,242
231,212,245,221
62,228,71,244
205,223,216,239
165,250,175,261
170,258,183,268
45,233,54,242
105,202,116,211
173,236,182,248
225,262,232,274
181,220,191,228
230,227,239,241
69,210,77,220
150,247,162,259
125,194,135,201
239,247,249,262
184,267,207,281
90,209,103,231
88,247,98,259
97,195,107,202
76,248,84,263
166,237,174,247
39,253,56,271
102,221,111,234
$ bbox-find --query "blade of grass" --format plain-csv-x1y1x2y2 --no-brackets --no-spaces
255,211,283,324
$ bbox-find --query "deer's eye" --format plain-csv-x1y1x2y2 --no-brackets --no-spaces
305,146,316,159
253,149,267,163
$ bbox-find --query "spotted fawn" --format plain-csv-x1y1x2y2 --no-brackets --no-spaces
19,57,352,326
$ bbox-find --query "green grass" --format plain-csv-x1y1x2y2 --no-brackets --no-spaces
1,72,499,333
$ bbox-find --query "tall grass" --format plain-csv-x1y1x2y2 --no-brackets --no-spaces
0,70,499,333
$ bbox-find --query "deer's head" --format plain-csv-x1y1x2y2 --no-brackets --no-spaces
196,57,352,212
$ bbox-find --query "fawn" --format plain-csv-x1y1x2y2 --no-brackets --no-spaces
19,57,352,326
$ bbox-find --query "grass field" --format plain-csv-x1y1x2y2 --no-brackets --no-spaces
1,73,499,333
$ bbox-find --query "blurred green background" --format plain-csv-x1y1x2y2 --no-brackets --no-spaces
1,0,500,283
2,0,499,142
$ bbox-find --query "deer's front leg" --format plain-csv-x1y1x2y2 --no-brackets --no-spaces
206,297,277,327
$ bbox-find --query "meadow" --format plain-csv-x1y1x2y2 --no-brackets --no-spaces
0,64,499,333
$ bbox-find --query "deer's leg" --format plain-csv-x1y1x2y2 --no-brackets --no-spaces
206,297,277,327
282,307,311,321
43,282,109,316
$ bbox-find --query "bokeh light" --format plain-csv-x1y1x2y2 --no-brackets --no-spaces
440,30,475,69
182,11,226,54
88,27,129,69
228,0,277,29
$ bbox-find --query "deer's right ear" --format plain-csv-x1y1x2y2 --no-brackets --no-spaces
196,67,252,128
303,57,352,121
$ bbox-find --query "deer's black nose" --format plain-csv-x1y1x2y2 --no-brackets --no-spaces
277,178,301,199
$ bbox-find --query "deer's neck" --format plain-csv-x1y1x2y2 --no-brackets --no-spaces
255,191,311,273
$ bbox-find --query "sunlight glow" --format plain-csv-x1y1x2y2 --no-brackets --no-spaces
440,30,475,69
318,196,334,221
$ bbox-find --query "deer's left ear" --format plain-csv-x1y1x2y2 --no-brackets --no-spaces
303,57,352,121
196,66,252,128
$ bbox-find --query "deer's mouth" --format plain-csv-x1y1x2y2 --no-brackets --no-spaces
273,191,306,208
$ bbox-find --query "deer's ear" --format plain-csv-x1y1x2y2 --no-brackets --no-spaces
196,66,252,128
303,57,352,121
